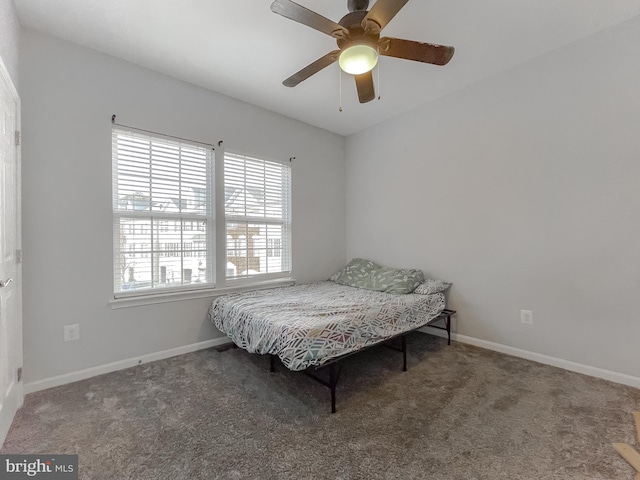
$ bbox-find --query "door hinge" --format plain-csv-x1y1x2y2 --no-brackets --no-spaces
17,367,22,382
16,249,22,264
15,130,20,146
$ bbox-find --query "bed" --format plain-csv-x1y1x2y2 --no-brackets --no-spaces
209,275,454,412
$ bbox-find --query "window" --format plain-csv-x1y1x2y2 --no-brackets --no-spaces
224,152,291,281
112,128,213,294
112,128,292,297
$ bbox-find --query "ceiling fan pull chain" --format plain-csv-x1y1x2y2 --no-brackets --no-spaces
377,46,381,100
339,67,343,112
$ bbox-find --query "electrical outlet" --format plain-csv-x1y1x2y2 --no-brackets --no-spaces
520,310,533,325
64,324,80,342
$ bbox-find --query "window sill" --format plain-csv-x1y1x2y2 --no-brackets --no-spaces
109,278,296,309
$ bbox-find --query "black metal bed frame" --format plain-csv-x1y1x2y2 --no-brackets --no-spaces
268,308,456,413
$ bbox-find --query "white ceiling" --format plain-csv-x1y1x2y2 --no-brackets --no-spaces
13,0,640,136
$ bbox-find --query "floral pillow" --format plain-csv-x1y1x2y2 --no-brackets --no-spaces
413,278,452,295
330,258,425,294
330,258,381,284
370,267,425,294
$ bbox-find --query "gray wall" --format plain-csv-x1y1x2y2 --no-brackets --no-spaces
20,29,346,384
0,0,20,89
346,17,640,378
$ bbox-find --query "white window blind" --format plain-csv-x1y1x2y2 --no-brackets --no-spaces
224,152,291,280
112,128,214,295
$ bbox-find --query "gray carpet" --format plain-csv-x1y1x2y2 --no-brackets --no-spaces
3,333,640,479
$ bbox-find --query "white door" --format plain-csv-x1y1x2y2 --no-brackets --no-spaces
0,57,22,447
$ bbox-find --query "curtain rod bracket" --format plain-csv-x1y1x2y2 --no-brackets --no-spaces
290,157,295,162
218,141,223,146
111,114,116,124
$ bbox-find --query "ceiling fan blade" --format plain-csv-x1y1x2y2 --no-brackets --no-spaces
271,0,349,39
379,37,455,65
283,51,340,87
362,0,410,34
354,71,376,103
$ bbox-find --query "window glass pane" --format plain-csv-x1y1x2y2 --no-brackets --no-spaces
118,218,152,291
224,152,291,280
224,154,290,220
113,128,213,294
181,219,208,284
225,222,288,279
226,222,252,278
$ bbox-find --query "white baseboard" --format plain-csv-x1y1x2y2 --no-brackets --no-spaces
24,337,233,394
24,329,640,396
419,326,640,389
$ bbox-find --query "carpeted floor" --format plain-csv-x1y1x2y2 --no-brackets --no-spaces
3,333,640,479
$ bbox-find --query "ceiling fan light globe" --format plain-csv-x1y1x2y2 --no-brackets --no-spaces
339,45,379,75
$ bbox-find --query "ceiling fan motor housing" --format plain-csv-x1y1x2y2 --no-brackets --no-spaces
348,0,369,12
337,10,380,50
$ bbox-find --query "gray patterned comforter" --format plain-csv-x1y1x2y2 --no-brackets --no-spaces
208,281,446,371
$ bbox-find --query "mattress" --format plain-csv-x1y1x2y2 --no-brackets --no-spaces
208,281,446,371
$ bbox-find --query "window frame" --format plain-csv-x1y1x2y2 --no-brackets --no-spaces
223,150,292,285
112,127,215,298
111,128,293,305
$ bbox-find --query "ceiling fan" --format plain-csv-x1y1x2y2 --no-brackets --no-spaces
271,0,455,103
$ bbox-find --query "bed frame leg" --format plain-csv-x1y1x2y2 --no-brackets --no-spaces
402,335,407,372
270,355,275,373
329,363,337,414
446,314,451,346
